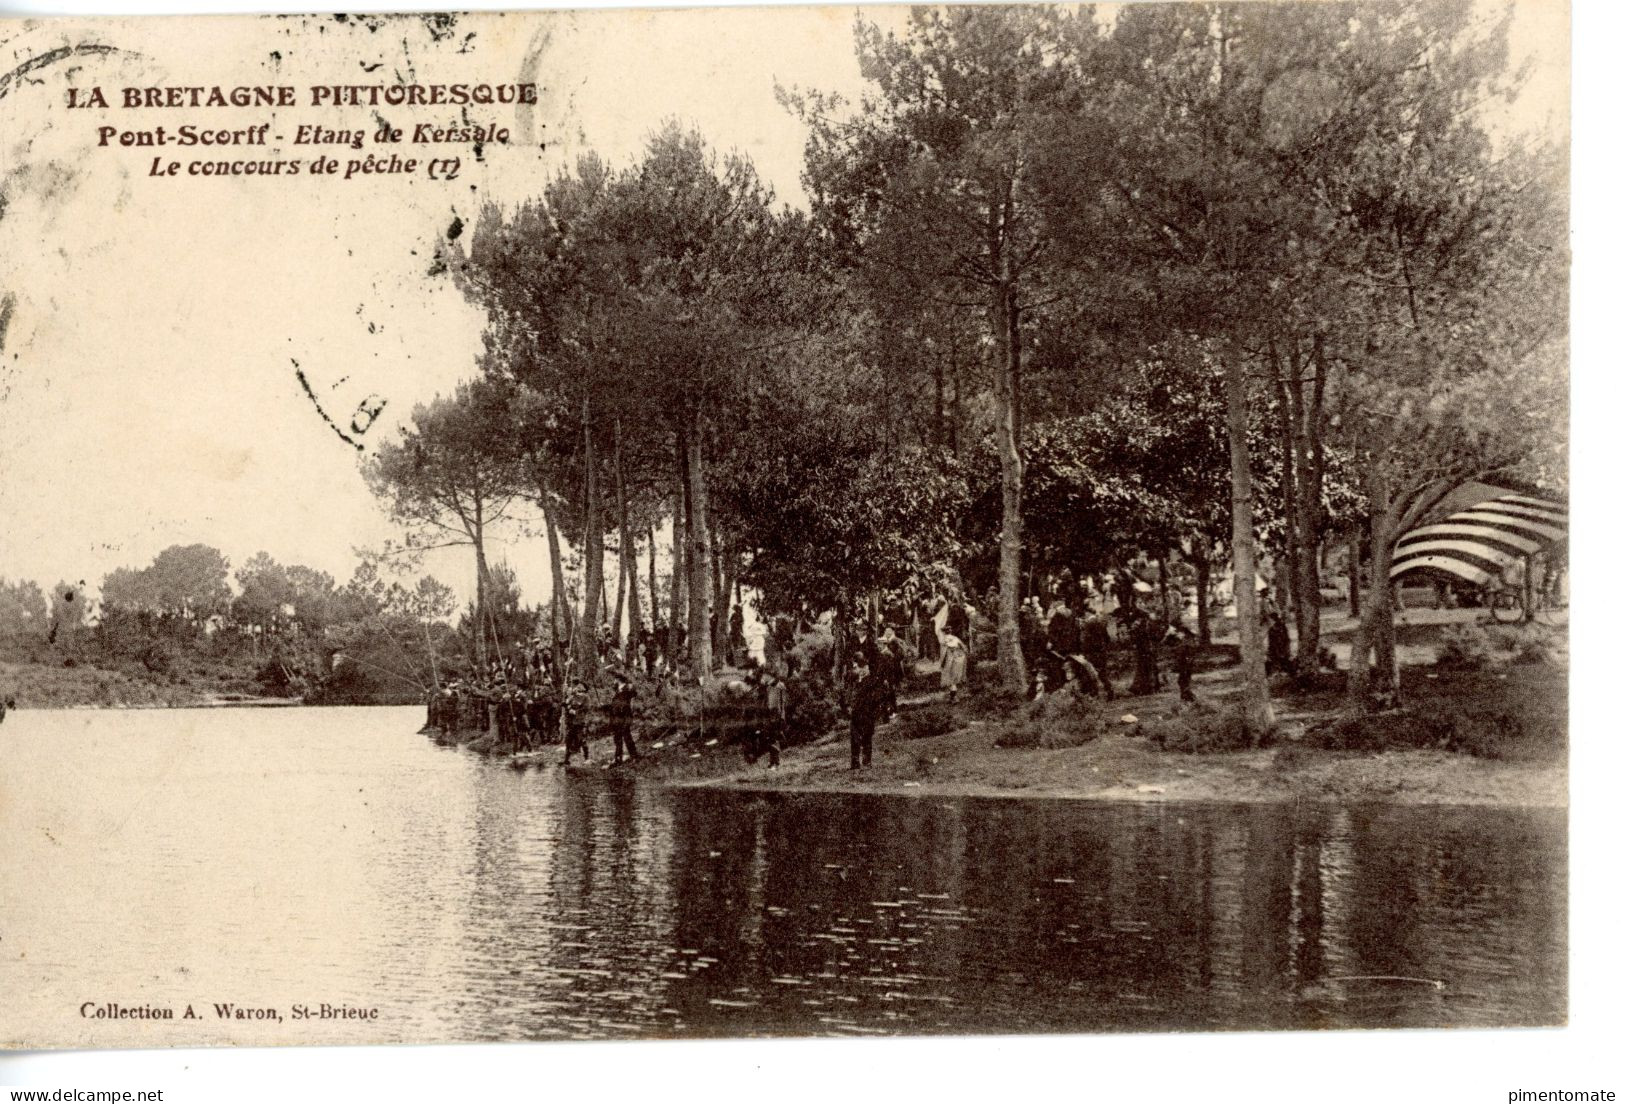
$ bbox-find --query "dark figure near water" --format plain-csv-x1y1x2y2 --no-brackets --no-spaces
495,692,514,747
1081,610,1114,700
740,668,786,768
608,678,639,765
917,597,940,663
525,689,546,746
0,695,13,725
1018,598,1043,676
848,658,887,770
1045,599,1080,686
440,685,460,734
562,680,590,764
849,622,881,674
1266,612,1295,677
1129,611,1161,696
1170,626,1197,703
876,628,904,720
761,672,786,768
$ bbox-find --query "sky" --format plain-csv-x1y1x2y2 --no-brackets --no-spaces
0,1,1569,610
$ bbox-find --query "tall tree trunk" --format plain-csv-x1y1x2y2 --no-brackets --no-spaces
576,397,604,673
612,548,626,646
1347,531,1361,619
647,522,658,643
1193,541,1212,646
617,427,642,655
1348,524,1369,701
715,537,738,663
1293,339,1327,674
1350,455,1398,711
670,440,688,665
686,421,715,677
711,530,726,661
1271,340,1305,655
1225,347,1274,739
1156,553,1172,624
990,280,1027,694
472,520,489,669
610,421,627,648
541,496,571,666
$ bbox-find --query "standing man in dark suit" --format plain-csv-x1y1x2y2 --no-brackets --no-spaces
608,676,639,765
848,657,887,770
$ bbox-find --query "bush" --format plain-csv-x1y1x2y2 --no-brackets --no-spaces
785,683,840,746
1486,623,1563,667
992,695,1107,749
1144,707,1258,753
993,719,1043,748
140,641,174,675
1040,713,1107,749
1435,624,1492,671
1302,698,1563,761
1304,709,1452,753
897,704,956,741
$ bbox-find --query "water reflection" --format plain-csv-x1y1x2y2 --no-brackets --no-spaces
0,707,1564,1046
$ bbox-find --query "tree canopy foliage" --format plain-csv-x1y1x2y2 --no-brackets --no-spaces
334,0,1563,721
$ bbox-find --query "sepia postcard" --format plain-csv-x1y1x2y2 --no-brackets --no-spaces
0,0,1569,1054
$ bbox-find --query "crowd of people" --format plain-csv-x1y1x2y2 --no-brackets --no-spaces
424,631,789,769
425,572,1232,775
829,576,1210,770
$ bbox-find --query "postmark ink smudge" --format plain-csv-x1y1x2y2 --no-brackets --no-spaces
294,359,363,451
0,43,120,104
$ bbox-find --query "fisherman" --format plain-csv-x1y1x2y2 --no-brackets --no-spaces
1045,597,1081,687
522,687,542,747
607,676,639,765
1170,624,1198,703
1129,609,1161,696
1080,604,1114,701
504,689,524,749
1018,596,1044,679
1266,612,1294,677
514,686,533,743
760,669,786,768
876,624,904,720
847,656,887,770
442,682,461,734
562,678,590,764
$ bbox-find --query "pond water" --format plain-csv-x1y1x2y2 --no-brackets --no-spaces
0,706,1565,1046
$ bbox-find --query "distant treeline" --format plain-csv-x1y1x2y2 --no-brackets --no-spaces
0,546,524,703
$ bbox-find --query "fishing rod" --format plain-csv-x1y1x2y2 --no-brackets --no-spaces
333,651,429,692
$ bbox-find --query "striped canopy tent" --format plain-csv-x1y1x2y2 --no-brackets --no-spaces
1389,490,1567,587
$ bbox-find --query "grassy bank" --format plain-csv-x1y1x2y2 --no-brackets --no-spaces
658,660,1566,807
0,654,280,708
438,643,1566,809
623,612,1567,807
